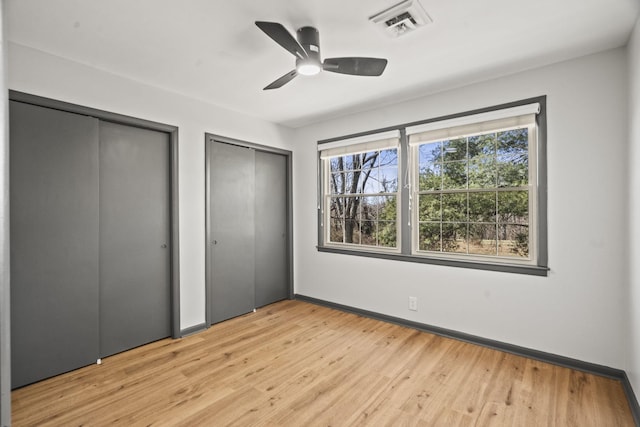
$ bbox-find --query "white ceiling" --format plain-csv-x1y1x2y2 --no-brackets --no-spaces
6,0,640,128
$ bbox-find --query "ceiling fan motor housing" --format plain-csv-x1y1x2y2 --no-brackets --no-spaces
296,26,321,70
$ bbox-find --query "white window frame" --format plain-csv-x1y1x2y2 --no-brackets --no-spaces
319,130,402,252
407,104,539,266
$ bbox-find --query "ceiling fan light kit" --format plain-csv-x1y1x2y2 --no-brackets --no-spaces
255,21,388,90
295,27,321,76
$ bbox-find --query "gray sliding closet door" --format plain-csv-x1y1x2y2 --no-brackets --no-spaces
10,101,100,388
99,121,171,357
254,151,289,307
209,141,256,323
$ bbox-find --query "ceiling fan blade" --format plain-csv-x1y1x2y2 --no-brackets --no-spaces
255,21,308,59
264,70,298,90
323,57,388,76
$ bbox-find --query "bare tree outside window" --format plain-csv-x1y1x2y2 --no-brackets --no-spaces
327,148,398,248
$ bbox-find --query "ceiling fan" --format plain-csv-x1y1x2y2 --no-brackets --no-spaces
255,21,388,90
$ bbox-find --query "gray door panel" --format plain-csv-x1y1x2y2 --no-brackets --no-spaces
99,121,171,357
254,151,288,307
209,141,256,323
10,101,100,388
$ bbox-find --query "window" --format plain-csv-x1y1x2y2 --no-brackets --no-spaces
320,131,401,249
408,103,538,265
318,98,547,275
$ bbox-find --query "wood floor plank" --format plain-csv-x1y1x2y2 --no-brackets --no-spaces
11,300,635,426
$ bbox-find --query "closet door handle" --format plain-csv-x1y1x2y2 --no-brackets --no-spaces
161,244,167,248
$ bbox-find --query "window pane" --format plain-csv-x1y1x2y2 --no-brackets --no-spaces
442,223,467,253
498,224,529,258
497,128,528,187
330,171,345,194
342,155,355,171
347,197,362,222
329,196,345,219
379,149,398,167
345,218,359,244
379,167,398,192
419,223,441,251
497,191,528,224
468,133,496,160
443,138,467,161
379,196,397,222
362,169,380,193
359,151,380,170
329,157,341,172
360,221,376,246
329,217,344,243
419,163,442,191
497,128,528,156
332,170,356,194
468,158,497,188
468,223,497,255
361,196,378,221
419,194,441,221
442,193,467,222
419,141,442,164
498,162,528,187
442,161,468,189
378,221,397,248
468,192,496,222
350,171,365,194
357,169,373,193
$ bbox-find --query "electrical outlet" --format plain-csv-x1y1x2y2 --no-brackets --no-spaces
408,296,418,311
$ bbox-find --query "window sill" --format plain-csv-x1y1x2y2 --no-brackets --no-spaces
316,245,549,276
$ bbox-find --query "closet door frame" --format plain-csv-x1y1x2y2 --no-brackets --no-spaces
9,90,181,339
204,133,293,327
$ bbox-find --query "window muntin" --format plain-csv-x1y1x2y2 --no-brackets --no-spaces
410,115,537,264
321,134,400,250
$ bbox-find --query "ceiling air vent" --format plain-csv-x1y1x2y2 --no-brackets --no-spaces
369,0,432,38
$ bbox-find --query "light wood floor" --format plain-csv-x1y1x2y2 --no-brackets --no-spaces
12,300,634,426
